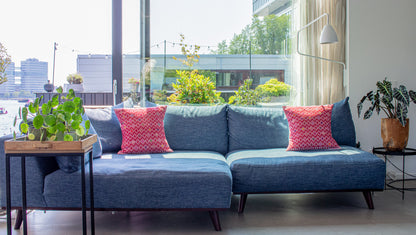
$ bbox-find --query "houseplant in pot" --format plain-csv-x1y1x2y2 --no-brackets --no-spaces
64,73,84,92
11,86,95,148
357,78,416,151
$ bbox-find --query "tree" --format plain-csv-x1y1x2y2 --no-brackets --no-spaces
0,42,12,85
214,14,290,55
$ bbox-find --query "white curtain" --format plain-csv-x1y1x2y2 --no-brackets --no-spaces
291,0,346,106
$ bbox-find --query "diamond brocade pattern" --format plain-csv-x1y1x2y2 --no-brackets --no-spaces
283,104,340,151
115,106,173,154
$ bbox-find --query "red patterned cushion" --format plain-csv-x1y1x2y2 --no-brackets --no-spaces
115,106,173,154
283,105,340,151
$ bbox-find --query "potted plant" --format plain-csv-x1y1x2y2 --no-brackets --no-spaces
357,78,416,151
9,86,96,152
64,73,84,92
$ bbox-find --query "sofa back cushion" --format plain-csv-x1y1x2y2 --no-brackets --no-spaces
164,105,228,155
331,97,356,147
228,106,289,152
85,99,134,153
55,113,103,173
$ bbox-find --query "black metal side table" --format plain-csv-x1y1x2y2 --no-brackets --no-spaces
372,147,416,200
4,148,95,235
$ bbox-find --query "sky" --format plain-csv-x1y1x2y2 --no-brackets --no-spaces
1,0,253,86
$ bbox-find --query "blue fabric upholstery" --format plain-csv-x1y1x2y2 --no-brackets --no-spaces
0,134,59,208
164,105,228,155
85,99,133,153
332,97,356,147
55,113,103,173
44,151,232,209
227,146,386,193
227,105,289,152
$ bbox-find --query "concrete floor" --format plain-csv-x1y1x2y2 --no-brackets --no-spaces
1,189,415,235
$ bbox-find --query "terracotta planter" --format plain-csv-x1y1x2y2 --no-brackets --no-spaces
381,118,409,151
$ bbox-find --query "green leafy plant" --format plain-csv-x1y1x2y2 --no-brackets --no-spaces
228,79,261,106
66,73,83,84
357,78,416,126
167,70,222,104
255,79,291,97
0,42,12,85
14,86,90,141
168,34,222,105
152,90,168,103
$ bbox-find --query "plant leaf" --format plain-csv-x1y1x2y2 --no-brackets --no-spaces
393,85,409,105
396,103,408,126
56,122,66,132
409,90,416,104
71,120,81,130
63,101,75,113
381,95,394,111
44,115,56,126
47,126,57,134
72,114,82,123
64,134,73,141
357,98,364,117
41,103,49,115
363,108,373,120
20,123,29,134
56,86,63,94
33,115,44,129
51,95,59,107
28,103,36,113
85,120,90,135
76,126,85,136
376,78,393,99
28,133,35,140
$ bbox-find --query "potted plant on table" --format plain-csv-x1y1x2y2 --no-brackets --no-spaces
357,78,416,151
7,86,96,152
64,73,84,92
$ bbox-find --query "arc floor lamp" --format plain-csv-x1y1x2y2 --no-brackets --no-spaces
296,13,346,83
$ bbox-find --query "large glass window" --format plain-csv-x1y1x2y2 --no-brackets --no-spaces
143,0,293,106
0,0,293,135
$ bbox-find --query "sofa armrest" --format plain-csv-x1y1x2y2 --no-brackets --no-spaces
0,134,59,208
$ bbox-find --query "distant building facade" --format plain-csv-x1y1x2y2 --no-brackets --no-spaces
77,54,290,93
0,62,16,94
20,58,48,93
253,0,292,16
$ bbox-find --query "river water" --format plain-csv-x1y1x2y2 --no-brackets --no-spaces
0,100,26,136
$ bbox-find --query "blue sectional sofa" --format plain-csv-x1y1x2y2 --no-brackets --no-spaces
0,98,386,231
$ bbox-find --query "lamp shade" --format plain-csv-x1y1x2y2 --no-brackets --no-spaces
320,24,338,44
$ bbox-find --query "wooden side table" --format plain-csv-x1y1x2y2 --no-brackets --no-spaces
4,135,97,235
372,147,416,200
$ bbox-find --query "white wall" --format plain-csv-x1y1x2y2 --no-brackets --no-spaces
348,0,416,178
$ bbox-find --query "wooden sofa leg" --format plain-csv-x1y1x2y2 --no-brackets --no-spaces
362,191,374,209
209,211,221,231
14,210,23,229
238,193,248,213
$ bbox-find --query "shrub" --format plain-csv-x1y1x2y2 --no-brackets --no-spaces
228,79,261,106
256,79,291,97
167,70,222,104
66,73,83,84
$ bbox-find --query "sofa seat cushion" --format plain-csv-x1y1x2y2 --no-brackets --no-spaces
43,151,232,209
226,146,385,193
